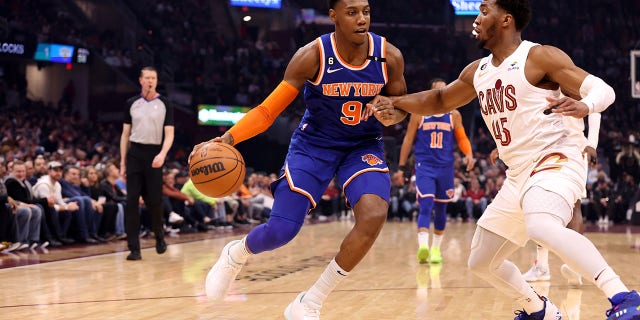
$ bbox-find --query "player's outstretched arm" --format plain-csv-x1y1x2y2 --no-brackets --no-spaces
369,60,478,117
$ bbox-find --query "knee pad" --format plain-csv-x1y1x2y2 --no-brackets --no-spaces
417,197,434,229
246,215,303,253
433,202,447,230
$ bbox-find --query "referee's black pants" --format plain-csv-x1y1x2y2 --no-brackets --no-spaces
125,142,164,252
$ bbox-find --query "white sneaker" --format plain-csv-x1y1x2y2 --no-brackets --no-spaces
168,212,184,224
284,292,321,320
560,264,582,286
205,240,244,300
522,264,551,282
5,242,22,252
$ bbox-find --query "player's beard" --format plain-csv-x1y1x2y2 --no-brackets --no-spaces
476,23,497,49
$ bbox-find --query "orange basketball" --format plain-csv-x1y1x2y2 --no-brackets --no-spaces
189,142,246,198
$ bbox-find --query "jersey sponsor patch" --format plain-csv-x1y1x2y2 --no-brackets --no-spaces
361,154,383,166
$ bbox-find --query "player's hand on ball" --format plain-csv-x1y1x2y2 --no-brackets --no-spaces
189,133,234,164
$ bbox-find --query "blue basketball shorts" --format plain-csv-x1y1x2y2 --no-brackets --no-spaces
414,162,454,202
271,139,391,212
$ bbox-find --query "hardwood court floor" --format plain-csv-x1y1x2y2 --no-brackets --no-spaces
0,219,639,320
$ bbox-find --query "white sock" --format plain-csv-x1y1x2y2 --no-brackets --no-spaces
431,233,443,248
418,231,429,247
229,237,251,264
303,258,349,309
594,266,629,298
536,245,549,272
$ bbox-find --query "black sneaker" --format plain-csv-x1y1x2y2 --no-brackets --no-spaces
48,239,63,247
59,237,75,245
82,237,99,244
91,235,107,243
156,238,167,254
126,251,142,260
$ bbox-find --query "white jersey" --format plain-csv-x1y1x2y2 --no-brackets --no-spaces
564,116,589,150
473,40,570,170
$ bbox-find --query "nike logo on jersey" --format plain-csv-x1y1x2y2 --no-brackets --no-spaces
327,67,343,74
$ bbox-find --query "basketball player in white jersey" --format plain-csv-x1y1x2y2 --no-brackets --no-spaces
369,0,640,319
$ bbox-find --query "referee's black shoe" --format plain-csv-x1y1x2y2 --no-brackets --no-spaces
127,250,141,260
156,237,167,254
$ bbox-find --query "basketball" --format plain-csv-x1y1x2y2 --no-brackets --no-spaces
189,142,246,198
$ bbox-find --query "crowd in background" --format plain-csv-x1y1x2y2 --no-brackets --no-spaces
1,0,640,252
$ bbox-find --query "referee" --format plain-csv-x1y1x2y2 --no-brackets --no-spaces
120,66,174,261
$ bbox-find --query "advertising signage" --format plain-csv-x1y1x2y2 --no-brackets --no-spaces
34,43,75,64
229,0,281,9
198,104,251,126
450,0,481,16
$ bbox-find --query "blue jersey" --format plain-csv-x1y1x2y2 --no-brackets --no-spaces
414,113,454,167
293,32,388,148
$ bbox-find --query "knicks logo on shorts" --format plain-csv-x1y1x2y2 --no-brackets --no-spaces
361,154,383,166
530,152,568,177
446,189,454,198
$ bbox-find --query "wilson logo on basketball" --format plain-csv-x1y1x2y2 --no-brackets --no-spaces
361,154,382,166
191,162,226,176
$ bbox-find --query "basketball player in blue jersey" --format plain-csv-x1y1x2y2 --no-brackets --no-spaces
370,1,640,319
398,78,474,265
190,0,407,319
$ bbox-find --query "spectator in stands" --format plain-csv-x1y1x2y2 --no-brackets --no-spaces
99,163,126,239
3,160,46,249
29,155,48,185
465,178,487,220
24,160,34,180
81,166,118,240
318,178,340,220
399,176,419,221
616,139,640,182
1,180,42,251
448,177,467,221
162,170,216,232
32,161,83,244
611,172,635,224
592,173,613,226
181,178,232,229
59,165,104,243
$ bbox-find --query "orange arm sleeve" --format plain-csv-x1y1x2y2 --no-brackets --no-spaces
454,127,473,156
227,81,299,145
